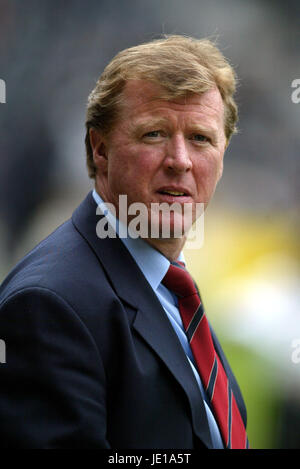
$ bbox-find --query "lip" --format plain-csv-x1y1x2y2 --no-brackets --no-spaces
154,186,193,204
156,186,191,197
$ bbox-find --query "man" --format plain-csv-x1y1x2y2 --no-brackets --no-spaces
0,35,248,449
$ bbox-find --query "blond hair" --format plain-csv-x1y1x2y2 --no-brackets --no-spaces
85,35,238,178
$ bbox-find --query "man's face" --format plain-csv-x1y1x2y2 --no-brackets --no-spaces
93,80,227,238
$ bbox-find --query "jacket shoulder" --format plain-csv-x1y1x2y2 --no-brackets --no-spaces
0,217,110,307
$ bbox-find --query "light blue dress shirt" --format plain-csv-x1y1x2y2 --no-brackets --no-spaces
92,190,223,449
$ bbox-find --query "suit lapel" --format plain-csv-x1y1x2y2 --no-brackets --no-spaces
72,192,213,448
132,306,213,448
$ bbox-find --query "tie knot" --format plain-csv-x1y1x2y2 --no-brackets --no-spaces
162,262,198,298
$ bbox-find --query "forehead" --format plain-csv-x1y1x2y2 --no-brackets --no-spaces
119,79,225,128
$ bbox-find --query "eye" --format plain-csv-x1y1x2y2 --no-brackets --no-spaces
192,134,209,143
143,130,161,138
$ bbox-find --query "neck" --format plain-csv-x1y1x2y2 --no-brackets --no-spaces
144,236,186,262
93,184,186,261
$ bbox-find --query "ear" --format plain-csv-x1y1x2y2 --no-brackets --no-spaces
217,160,224,182
217,139,227,181
89,128,108,173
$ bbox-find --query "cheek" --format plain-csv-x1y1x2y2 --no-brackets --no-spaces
107,146,157,195
194,154,223,192
119,145,163,177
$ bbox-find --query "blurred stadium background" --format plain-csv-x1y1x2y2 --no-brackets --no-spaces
0,0,299,449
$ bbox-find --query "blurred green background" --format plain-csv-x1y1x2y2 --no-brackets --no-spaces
185,204,300,448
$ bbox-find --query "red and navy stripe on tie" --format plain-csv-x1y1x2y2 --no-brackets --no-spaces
163,261,249,449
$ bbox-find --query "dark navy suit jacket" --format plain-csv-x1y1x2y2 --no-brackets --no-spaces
0,192,247,448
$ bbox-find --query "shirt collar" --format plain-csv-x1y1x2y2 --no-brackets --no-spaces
92,189,185,291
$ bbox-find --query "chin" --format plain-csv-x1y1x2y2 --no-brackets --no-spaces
148,212,189,240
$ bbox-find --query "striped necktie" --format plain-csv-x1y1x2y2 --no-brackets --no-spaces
162,261,249,449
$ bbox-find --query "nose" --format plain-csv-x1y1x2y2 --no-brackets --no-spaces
164,134,192,173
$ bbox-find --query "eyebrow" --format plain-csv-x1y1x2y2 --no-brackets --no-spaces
131,117,219,139
188,123,219,140
130,117,171,135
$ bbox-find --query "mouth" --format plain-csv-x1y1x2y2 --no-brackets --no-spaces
157,187,191,197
